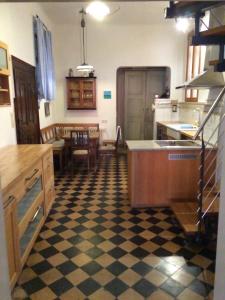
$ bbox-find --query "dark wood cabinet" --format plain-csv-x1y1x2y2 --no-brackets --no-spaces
66,77,96,110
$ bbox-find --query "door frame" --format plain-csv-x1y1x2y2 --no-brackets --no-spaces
116,66,171,142
12,56,40,144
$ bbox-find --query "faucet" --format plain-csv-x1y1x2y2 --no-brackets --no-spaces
194,108,201,127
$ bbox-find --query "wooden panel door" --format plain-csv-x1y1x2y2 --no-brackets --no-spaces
125,71,146,140
12,56,40,144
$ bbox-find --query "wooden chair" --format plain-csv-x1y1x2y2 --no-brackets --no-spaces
70,130,90,174
99,126,121,155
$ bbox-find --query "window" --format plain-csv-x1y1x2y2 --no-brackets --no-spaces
185,31,206,102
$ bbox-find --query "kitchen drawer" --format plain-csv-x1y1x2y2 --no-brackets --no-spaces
19,200,45,265
3,179,24,209
18,191,44,238
45,180,55,215
23,160,42,192
17,174,43,224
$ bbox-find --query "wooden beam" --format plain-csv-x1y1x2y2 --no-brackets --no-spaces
201,25,225,37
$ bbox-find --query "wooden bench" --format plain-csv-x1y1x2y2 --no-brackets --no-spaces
40,123,99,171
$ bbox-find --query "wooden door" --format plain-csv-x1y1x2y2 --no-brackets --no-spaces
12,56,40,144
125,71,146,140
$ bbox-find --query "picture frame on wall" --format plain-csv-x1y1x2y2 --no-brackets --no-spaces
44,102,50,117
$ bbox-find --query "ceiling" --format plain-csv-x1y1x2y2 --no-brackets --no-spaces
41,1,171,25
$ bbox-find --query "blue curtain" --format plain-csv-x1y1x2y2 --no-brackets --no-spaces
33,16,55,101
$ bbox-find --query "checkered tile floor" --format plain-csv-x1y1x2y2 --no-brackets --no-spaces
13,155,216,300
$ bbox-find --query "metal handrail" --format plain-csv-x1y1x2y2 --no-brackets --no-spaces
193,86,225,140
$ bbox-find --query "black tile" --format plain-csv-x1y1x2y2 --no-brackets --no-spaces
105,278,128,297
111,225,124,234
57,216,71,224
68,235,84,245
47,235,64,245
62,246,81,259
110,235,126,245
130,225,145,234
132,261,152,276
72,225,86,234
182,262,203,276
189,279,213,297
31,261,52,275
133,279,156,297
22,277,46,295
108,247,127,259
89,235,105,245
77,278,101,296
130,236,147,246
81,261,102,275
57,260,77,275
149,225,164,234
176,248,195,260
39,246,58,259
161,278,184,297
49,277,73,296
107,261,127,276
151,236,167,246
85,246,104,259
130,247,149,258
52,225,67,234
153,248,173,257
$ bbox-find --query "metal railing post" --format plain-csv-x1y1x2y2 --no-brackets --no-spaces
198,130,205,234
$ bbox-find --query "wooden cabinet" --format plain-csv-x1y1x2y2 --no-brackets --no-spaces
0,41,10,105
0,145,55,289
66,77,96,110
4,199,18,289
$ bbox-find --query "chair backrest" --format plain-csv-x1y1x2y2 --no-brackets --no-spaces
70,130,90,149
115,126,122,149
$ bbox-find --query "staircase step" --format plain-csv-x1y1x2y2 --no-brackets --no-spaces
201,25,225,37
171,202,198,234
202,195,219,214
175,213,198,234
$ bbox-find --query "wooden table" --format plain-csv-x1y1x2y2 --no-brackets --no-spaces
62,131,100,168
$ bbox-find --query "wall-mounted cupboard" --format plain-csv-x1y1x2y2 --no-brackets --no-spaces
0,41,10,105
66,77,96,110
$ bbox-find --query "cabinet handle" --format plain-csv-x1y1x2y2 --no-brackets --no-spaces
4,195,15,208
25,168,39,181
26,177,39,192
30,206,42,223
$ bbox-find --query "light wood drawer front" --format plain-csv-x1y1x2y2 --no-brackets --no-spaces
45,180,55,215
43,150,53,169
18,191,44,238
3,180,24,209
23,160,42,192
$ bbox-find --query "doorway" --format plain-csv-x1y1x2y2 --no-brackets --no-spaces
117,67,170,140
12,56,40,144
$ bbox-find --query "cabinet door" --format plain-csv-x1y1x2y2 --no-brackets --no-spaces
81,79,96,109
4,199,18,288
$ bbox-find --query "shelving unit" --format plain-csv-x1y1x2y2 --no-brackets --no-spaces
0,41,10,105
66,77,96,110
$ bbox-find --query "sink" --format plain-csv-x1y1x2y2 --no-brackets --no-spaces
156,140,199,147
167,124,198,131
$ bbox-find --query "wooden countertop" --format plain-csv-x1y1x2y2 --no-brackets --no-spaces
0,144,52,192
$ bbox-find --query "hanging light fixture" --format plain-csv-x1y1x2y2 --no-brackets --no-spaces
86,1,110,21
76,8,93,73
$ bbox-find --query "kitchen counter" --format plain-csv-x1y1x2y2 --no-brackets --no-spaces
126,140,201,151
157,121,198,139
0,144,52,192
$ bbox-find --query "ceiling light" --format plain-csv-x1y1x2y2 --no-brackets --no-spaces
86,1,110,21
175,18,189,33
76,9,94,73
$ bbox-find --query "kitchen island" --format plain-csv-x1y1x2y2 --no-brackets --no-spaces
127,140,202,207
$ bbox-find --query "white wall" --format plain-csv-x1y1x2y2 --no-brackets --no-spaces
54,21,187,139
0,3,56,147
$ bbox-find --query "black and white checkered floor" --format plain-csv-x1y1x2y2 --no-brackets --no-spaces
13,155,216,299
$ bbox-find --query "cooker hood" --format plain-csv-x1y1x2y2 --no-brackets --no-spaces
176,70,225,89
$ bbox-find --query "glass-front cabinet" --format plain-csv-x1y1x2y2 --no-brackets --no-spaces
66,77,96,110
0,41,10,76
